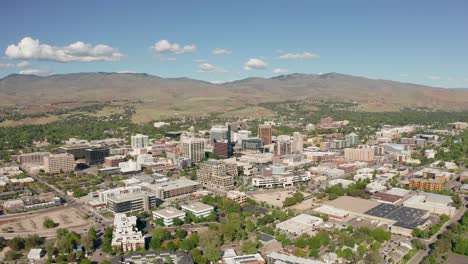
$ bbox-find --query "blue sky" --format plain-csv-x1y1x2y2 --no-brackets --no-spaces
1,0,467,87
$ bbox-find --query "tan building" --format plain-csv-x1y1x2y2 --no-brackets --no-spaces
258,125,272,145
344,145,375,162
197,160,234,191
17,152,50,164
104,155,126,167
226,191,247,204
409,178,444,191
44,153,75,174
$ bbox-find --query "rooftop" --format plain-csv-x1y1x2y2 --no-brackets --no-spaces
326,196,380,214
181,202,214,213
153,207,185,218
364,203,429,229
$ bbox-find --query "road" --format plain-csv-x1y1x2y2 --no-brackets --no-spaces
408,198,467,264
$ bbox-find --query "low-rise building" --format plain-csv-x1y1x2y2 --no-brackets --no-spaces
226,191,247,204
276,214,323,236
267,252,325,264
312,205,349,220
153,207,186,226
403,193,456,216
142,179,201,200
181,202,214,218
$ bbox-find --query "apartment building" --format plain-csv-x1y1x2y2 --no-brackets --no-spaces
111,213,145,252
226,191,247,204
344,145,375,162
131,134,149,149
181,138,205,164
197,160,234,191
181,202,214,218
44,153,75,174
408,178,444,192
292,132,303,154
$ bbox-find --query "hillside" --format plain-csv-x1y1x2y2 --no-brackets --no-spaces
1,72,468,121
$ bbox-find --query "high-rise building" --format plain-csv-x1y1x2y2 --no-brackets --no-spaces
258,124,272,145
292,132,303,154
209,125,229,142
344,145,375,162
181,138,205,164
277,135,292,156
44,153,75,174
345,133,359,147
131,134,149,149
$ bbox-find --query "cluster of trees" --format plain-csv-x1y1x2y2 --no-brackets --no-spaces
2,235,44,261
283,192,304,207
421,211,468,263
44,228,96,264
412,214,450,238
43,217,58,228
275,226,390,262
435,129,468,167
324,180,370,200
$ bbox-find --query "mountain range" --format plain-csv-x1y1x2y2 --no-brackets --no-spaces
1,72,468,117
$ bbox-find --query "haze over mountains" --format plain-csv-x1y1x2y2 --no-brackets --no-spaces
1,72,468,113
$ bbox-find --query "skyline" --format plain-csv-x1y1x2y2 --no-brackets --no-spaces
1,0,468,88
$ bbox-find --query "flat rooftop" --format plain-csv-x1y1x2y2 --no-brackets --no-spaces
153,207,185,218
181,202,214,213
364,203,429,229
326,196,380,214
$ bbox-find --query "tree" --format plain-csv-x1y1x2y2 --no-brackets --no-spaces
43,217,57,228
7,237,25,251
364,250,382,264
241,240,260,254
245,220,255,232
199,229,222,261
175,229,188,239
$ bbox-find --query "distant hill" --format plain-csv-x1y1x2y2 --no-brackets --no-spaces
1,72,468,114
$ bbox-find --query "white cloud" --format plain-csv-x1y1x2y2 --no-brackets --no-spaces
244,58,267,70
0,63,15,69
197,63,227,73
5,37,123,62
212,48,232,55
16,61,31,68
152,39,196,54
117,70,135,73
276,51,320,60
427,75,441,80
400,73,409,77
0,60,31,69
19,68,50,76
273,68,289,74
275,49,284,53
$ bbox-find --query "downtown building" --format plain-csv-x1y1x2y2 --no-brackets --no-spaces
131,134,149,149
197,160,236,191
252,164,310,188
258,124,272,145
98,186,157,213
43,153,75,174
181,138,205,164
344,145,375,162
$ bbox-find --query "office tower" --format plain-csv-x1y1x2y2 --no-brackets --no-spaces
258,124,272,145
131,134,149,149
292,132,303,154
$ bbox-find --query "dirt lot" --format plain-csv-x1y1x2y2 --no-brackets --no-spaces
0,207,90,233
447,253,468,264
248,189,310,208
